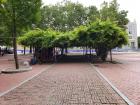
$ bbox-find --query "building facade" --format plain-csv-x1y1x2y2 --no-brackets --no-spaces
125,20,138,49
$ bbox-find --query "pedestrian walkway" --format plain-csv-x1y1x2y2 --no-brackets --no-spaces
0,63,128,105
0,64,50,95
97,53,140,105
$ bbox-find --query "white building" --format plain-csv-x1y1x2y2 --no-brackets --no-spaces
125,20,138,49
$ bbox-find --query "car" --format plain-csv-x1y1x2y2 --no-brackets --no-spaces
6,48,14,54
0,46,14,54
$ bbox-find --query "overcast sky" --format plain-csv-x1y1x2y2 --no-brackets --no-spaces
42,0,140,36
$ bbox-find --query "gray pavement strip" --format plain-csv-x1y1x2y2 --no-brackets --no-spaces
90,63,134,105
0,64,54,97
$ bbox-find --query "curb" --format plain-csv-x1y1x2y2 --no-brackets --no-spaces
0,64,54,97
1,67,32,74
90,64,134,105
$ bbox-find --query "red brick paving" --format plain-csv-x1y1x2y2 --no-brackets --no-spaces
0,63,127,105
0,54,50,94
96,52,140,105
0,64,50,94
0,54,31,70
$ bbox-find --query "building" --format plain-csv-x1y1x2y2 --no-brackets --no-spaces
125,20,138,49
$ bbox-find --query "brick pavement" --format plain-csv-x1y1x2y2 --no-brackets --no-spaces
0,64,50,94
0,54,32,72
96,53,140,105
0,54,50,94
0,63,127,105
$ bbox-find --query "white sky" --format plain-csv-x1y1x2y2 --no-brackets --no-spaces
42,0,140,36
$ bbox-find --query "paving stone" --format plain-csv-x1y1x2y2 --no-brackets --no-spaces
97,53,140,105
0,63,128,105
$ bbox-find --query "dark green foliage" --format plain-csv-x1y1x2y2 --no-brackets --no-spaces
138,36,140,48
39,1,99,32
2,0,129,63
1,0,41,69
0,0,41,46
18,20,128,61
87,20,128,60
100,0,129,28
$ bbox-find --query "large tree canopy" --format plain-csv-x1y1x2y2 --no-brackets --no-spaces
100,0,129,28
18,19,128,61
88,20,128,49
0,0,41,69
3,0,41,32
0,0,41,46
87,20,128,60
2,0,129,63
39,1,99,32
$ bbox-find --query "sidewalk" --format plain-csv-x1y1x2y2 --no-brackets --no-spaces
96,53,140,105
0,64,50,95
0,54,51,95
0,63,128,105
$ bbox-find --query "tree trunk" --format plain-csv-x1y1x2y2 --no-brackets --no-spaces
90,47,92,55
61,47,64,55
13,36,19,69
30,46,32,54
24,46,26,55
86,46,87,55
110,49,113,62
83,47,85,55
65,47,68,54
12,0,19,69
33,46,35,53
54,47,57,62
0,47,1,56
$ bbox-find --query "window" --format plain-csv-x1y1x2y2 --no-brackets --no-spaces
131,42,135,48
129,36,132,39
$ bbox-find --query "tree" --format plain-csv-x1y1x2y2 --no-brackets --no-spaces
138,36,140,48
86,6,100,23
18,28,57,63
54,32,70,55
39,1,88,32
2,0,41,69
0,0,11,46
18,20,128,63
99,0,129,61
87,20,128,61
18,0,129,63
100,0,129,28
72,26,92,55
